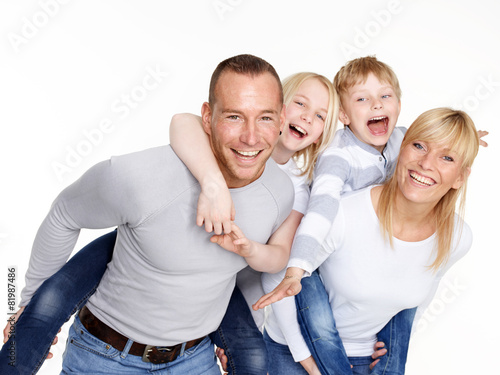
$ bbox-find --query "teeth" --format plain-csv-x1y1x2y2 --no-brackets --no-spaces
236,150,259,157
369,116,387,121
410,171,434,186
290,124,307,135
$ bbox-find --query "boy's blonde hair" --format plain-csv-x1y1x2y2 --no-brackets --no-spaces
282,72,339,182
334,56,402,105
378,108,479,271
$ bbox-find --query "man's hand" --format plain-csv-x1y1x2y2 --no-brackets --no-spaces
252,267,304,310
210,223,254,258
197,178,235,235
3,306,60,359
3,306,24,344
370,341,388,370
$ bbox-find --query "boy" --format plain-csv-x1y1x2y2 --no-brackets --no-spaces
258,56,413,374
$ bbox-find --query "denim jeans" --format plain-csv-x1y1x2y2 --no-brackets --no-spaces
61,315,220,374
263,329,308,375
210,285,267,374
296,270,416,375
0,231,267,374
349,357,373,375
0,230,116,375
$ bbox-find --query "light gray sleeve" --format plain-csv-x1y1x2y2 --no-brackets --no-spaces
20,157,137,306
288,151,351,275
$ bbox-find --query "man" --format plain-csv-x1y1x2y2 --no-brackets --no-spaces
9,54,293,373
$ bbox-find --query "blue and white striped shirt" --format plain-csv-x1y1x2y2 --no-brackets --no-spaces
288,125,407,275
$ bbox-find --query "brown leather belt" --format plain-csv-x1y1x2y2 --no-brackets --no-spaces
78,305,205,364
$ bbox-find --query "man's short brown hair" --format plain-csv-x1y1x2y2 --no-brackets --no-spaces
209,54,283,108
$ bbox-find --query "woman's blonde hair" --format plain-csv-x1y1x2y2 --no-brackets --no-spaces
282,72,339,182
378,108,479,271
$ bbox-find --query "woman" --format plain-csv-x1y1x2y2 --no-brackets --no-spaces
0,71,339,374
258,108,480,374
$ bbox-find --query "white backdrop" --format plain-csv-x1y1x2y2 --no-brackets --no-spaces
1,1,499,374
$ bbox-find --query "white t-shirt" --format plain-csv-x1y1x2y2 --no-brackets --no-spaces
263,186,472,359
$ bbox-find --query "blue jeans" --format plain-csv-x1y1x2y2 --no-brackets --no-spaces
349,357,373,375
210,285,267,374
263,329,308,375
61,315,220,374
296,270,416,375
0,231,267,374
0,231,116,375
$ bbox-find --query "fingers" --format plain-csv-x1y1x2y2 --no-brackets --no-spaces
478,130,489,147
369,359,380,370
252,286,294,310
3,313,19,344
370,341,387,369
222,220,232,235
215,347,228,372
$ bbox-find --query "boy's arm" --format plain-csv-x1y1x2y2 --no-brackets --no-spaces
287,148,350,275
169,113,234,234
211,210,303,273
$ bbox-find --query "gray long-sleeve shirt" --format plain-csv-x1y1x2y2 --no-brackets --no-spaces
20,145,293,346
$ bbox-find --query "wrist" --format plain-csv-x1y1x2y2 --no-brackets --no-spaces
285,266,305,280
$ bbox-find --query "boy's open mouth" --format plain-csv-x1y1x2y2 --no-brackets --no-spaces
289,124,307,138
367,116,389,136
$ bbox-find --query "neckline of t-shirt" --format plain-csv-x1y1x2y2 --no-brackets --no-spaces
365,185,436,246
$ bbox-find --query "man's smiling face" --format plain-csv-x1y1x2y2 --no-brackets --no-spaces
202,71,285,188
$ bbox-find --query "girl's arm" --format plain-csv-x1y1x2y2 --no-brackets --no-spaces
169,113,234,234
211,210,303,273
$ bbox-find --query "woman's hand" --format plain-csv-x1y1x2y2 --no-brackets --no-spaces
478,130,489,147
215,347,228,374
198,177,235,235
370,341,388,370
252,267,304,310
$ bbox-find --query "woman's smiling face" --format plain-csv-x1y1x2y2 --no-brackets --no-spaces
396,140,468,207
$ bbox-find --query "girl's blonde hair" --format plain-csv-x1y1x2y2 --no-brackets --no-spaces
282,72,339,182
378,108,479,271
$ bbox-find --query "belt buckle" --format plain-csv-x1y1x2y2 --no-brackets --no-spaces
142,345,176,364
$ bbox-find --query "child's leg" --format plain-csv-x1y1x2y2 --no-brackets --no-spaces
0,230,116,374
370,307,417,375
295,270,353,375
263,329,308,375
209,285,268,375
